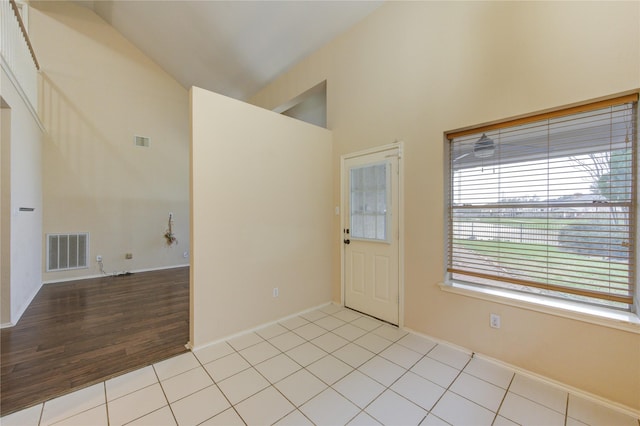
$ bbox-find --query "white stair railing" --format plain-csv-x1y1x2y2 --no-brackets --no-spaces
1,0,39,115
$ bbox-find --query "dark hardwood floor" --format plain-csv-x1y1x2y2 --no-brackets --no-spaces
0,267,189,416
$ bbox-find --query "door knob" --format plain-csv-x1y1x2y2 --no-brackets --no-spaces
344,239,351,244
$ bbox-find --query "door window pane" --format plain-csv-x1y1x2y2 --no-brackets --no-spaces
350,162,389,241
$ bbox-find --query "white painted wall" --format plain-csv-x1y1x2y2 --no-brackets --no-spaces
190,87,333,348
1,104,11,325
0,67,44,326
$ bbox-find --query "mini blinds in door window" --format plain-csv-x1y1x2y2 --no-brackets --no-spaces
350,162,390,241
447,95,637,309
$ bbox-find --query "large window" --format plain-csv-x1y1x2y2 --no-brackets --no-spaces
446,94,638,311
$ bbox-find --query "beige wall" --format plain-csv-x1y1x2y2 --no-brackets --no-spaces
29,1,190,282
190,87,332,348
250,1,640,411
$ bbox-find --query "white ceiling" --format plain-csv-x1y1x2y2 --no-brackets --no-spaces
75,0,382,101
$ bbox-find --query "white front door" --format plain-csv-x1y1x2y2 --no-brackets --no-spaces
343,146,401,325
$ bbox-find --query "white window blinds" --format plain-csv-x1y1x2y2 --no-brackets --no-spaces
350,162,390,241
447,94,638,309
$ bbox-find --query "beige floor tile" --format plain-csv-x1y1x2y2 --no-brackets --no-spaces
127,406,176,426
204,352,250,382
333,323,367,341
255,353,301,383
396,333,438,354
566,416,590,426
365,390,427,426
332,309,362,323
450,372,506,412
359,355,406,387
510,374,567,414
106,366,158,402
421,413,450,426
268,331,306,352
351,316,383,331
390,371,446,411
285,341,327,366
51,405,107,426
319,303,343,315
41,383,105,426
379,343,423,369
493,415,520,426
170,385,230,426
332,343,375,368
293,322,328,340
463,357,514,389
256,323,288,340
239,340,280,365
432,391,495,426
311,331,349,353
199,407,245,426
307,354,353,385
153,352,200,381
107,383,167,426
371,324,408,342
274,409,314,425
227,332,263,351
427,344,471,370
347,411,383,425
498,392,565,426
279,316,309,330
410,356,460,388
160,366,214,403
567,394,638,426
193,342,235,365
0,403,43,426
333,370,385,408
217,367,270,405
300,388,360,425
314,315,346,331
274,369,327,406
300,309,328,322
235,386,295,425
353,332,393,354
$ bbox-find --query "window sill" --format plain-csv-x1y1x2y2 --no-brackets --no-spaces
439,281,640,334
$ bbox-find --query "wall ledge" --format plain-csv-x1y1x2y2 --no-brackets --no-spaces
439,282,640,334
0,58,44,132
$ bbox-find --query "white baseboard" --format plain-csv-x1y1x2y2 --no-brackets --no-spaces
403,326,640,420
42,264,190,285
2,281,43,328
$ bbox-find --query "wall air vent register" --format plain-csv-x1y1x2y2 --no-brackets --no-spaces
46,233,89,271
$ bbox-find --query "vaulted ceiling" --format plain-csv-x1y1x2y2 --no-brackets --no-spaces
75,0,383,101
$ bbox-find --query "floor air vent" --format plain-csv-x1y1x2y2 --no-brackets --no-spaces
47,233,89,272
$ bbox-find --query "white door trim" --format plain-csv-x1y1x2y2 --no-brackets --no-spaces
340,142,404,327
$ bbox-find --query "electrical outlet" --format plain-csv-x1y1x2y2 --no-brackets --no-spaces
96,255,102,262
125,253,133,260
183,251,189,258
273,288,279,298
490,313,501,329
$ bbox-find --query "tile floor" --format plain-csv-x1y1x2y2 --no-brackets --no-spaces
2,304,638,426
